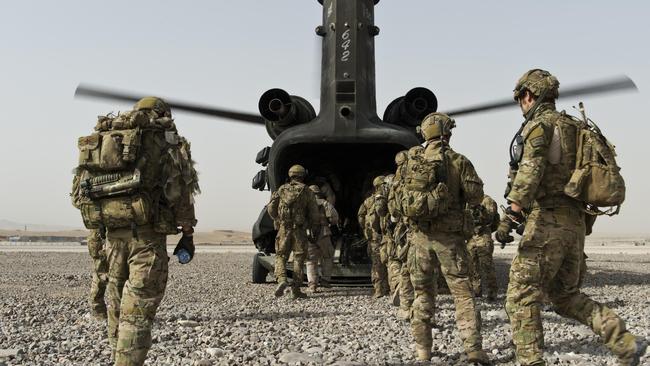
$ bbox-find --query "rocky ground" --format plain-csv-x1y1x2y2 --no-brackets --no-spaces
0,250,648,366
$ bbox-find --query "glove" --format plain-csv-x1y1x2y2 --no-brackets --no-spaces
495,218,514,248
173,234,195,262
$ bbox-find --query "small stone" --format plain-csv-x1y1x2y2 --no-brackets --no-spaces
205,348,225,357
178,320,200,328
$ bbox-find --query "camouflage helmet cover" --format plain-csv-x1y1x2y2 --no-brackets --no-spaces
513,69,560,101
288,164,306,178
395,150,408,166
372,175,385,188
308,184,321,194
134,96,172,117
384,174,395,185
419,112,456,141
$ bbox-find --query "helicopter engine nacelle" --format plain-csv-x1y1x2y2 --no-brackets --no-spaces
259,88,316,139
383,87,438,129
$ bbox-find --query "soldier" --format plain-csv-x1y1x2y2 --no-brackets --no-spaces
496,69,646,366
267,165,320,299
401,113,490,364
71,97,199,366
306,184,339,292
389,150,415,320
381,174,402,301
87,229,108,319
358,176,390,298
467,194,499,301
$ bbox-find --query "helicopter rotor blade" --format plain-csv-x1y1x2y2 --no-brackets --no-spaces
445,76,638,117
75,84,265,125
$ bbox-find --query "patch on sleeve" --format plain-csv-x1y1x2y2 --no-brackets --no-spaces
526,125,546,147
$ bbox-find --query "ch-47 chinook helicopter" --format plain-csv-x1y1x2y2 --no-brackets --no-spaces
75,0,636,285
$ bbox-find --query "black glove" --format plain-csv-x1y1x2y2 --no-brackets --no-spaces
495,218,515,248
173,234,195,262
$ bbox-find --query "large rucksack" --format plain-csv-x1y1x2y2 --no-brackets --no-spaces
72,111,179,231
398,146,449,220
563,115,625,215
277,183,307,226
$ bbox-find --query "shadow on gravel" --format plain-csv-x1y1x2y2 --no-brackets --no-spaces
216,310,354,321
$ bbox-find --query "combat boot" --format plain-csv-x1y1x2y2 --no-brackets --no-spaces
397,308,410,322
467,349,491,365
415,345,431,362
291,287,308,300
274,282,288,297
617,335,648,366
307,282,318,294
90,306,107,320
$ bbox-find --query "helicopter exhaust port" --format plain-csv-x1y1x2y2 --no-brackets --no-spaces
258,88,316,140
383,87,438,131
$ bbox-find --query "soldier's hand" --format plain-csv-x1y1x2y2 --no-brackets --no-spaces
174,234,195,262
495,219,514,248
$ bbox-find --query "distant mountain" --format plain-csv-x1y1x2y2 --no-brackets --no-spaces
0,219,82,232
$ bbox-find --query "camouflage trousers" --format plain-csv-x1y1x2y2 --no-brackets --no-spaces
368,238,389,296
306,234,334,283
399,260,414,313
105,226,168,366
506,207,636,365
87,230,108,316
408,229,482,353
275,226,308,289
467,233,498,297
383,238,402,295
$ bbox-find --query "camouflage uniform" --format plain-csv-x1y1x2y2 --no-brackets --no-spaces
72,97,199,366
380,177,401,297
87,229,108,318
467,194,498,299
358,179,389,298
502,70,640,366
268,168,320,298
306,186,339,291
403,113,489,363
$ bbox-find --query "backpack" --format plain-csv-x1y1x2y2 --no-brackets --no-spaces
398,146,449,220
73,111,178,231
277,183,307,226
564,117,625,215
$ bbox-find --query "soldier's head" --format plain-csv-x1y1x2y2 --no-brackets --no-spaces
395,151,408,166
513,69,559,113
288,164,307,182
309,184,322,197
419,112,456,143
372,175,385,191
134,97,172,118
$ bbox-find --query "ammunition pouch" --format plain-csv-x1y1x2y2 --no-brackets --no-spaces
400,183,449,220
78,129,141,171
80,194,151,230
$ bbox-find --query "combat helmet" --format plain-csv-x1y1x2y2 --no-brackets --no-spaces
288,164,307,179
384,174,395,186
134,96,172,117
513,69,560,101
395,150,408,166
309,185,321,195
419,112,456,141
372,175,385,188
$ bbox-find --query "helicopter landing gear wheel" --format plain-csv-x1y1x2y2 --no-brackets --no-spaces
252,253,269,284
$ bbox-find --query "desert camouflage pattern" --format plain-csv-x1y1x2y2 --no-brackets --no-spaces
467,194,498,298
380,209,401,296
306,197,339,287
105,227,168,366
268,180,320,293
406,141,485,355
87,229,108,318
358,191,389,297
505,100,638,365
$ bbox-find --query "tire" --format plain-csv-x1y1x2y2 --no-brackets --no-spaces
252,253,269,284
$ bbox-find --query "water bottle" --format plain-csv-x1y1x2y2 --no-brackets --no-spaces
176,248,191,264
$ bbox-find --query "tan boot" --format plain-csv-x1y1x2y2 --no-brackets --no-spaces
415,345,431,361
467,350,491,365
307,283,318,293
274,282,288,297
291,287,308,300
617,335,648,366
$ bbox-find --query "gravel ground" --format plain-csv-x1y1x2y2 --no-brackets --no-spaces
0,250,648,366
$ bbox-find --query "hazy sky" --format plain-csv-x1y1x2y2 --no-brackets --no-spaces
1,1,649,234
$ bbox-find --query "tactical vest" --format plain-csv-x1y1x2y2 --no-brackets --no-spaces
73,111,180,233
397,143,449,221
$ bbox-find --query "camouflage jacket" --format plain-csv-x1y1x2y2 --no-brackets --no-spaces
357,191,385,241
473,194,498,236
507,103,579,209
315,197,339,237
